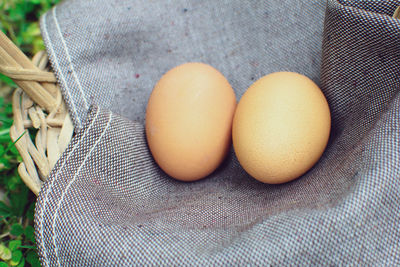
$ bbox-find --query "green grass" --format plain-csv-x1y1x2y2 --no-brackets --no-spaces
1,0,61,266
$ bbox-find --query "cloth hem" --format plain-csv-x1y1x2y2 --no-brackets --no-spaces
39,6,89,130
34,106,108,266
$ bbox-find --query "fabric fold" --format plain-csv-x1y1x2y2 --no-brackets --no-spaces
36,0,400,265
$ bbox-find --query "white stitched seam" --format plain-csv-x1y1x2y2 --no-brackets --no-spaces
52,112,113,267
42,10,83,128
53,6,89,110
38,108,100,267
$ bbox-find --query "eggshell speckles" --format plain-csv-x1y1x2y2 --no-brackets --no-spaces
145,63,236,181
232,72,331,184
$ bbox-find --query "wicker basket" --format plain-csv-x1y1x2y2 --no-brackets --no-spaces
0,31,73,195
1,7,400,196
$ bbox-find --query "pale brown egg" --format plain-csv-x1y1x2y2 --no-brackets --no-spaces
145,63,236,181
232,72,331,184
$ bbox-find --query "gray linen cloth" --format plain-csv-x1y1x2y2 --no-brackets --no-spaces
35,0,400,265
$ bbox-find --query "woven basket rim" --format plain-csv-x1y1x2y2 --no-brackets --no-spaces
0,31,73,195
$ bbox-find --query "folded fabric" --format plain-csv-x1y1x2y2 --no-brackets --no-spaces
36,0,400,265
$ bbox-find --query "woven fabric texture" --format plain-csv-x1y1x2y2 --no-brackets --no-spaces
35,0,400,265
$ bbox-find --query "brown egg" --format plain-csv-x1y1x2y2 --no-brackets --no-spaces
145,63,236,181
232,72,331,184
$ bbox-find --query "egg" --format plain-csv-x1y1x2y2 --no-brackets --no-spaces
145,62,236,181
232,72,331,184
